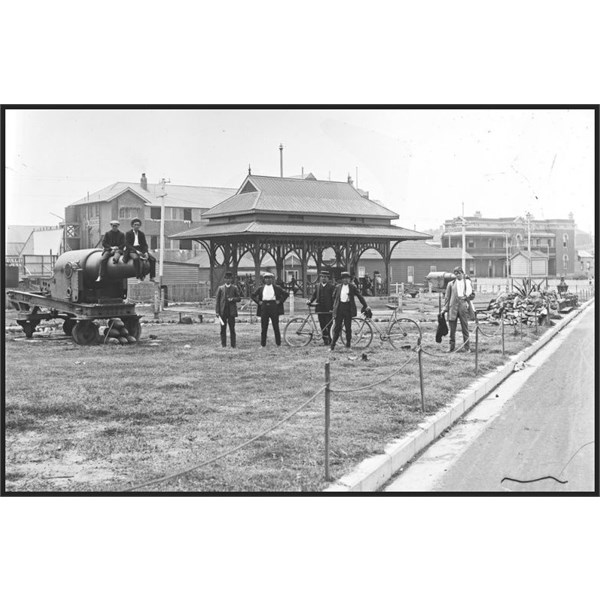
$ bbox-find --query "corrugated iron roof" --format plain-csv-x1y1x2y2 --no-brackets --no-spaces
361,241,473,260
510,250,549,259
171,220,431,241
203,174,398,219
68,182,236,209
443,230,556,238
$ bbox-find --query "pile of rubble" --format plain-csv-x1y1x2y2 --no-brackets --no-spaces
482,289,577,325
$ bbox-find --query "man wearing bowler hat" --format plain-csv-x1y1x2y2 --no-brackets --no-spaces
330,271,370,351
308,270,335,345
96,220,126,282
215,271,241,348
251,272,289,347
123,218,157,282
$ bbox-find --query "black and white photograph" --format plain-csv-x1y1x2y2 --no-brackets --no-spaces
4,106,596,494
1,4,598,600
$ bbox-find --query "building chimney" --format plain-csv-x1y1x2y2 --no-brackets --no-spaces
140,173,148,191
347,174,354,186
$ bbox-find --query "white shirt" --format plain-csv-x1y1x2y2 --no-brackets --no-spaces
455,278,472,298
262,284,276,301
340,284,350,302
133,230,139,246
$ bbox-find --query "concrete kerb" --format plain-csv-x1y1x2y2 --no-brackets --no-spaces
324,298,594,493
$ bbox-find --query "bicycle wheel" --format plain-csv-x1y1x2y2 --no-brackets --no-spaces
341,317,373,349
284,317,314,347
387,319,419,350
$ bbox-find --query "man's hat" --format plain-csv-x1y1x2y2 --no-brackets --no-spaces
131,218,142,226
224,271,233,278
340,271,351,278
109,220,120,226
262,272,274,278
453,266,464,274
320,270,329,276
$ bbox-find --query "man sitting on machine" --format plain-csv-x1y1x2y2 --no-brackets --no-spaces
96,220,126,283
123,218,157,282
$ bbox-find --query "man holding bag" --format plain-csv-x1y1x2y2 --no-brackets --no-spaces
442,266,476,352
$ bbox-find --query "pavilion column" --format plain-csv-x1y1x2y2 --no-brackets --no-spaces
315,248,324,273
300,240,308,296
209,240,217,295
383,242,394,296
275,246,284,283
253,239,261,290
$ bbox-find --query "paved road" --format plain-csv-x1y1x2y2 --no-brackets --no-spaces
386,304,596,492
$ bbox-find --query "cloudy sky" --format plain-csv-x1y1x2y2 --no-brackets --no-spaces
5,107,595,233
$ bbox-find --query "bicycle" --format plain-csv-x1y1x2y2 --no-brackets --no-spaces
284,304,335,347
342,304,422,350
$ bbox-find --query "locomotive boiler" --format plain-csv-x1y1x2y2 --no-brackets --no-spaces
6,248,151,345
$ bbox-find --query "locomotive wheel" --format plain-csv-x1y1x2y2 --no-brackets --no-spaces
122,317,142,341
72,321,99,346
63,319,76,336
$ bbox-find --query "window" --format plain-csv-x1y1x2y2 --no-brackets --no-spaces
119,207,141,220
179,239,192,250
183,208,192,222
563,233,569,248
150,235,159,250
488,239,494,248
430,265,437,273
468,239,475,248
562,254,568,269
150,207,161,220
548,239,553,248
407,266,414,284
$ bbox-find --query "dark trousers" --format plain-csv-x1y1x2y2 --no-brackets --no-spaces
123,248,156,279
99,248,122,278
449,302,470,350
261,301,281,346
318,312,333,344
220,308,236,348
331,303,352,348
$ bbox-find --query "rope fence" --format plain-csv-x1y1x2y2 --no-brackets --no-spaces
123,385,326,492
122,292,592,490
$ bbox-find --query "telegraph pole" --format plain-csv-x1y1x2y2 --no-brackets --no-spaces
158,177,170,309
526,212,532,280
461,202,466,274
279,144,284,177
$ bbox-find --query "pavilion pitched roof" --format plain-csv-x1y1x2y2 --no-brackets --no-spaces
170,220,431,241
202,174,399,219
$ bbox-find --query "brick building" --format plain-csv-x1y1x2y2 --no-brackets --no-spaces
64,174,236,262
441,213,577,277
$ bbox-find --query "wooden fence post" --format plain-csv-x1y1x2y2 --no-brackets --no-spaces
475,325,479,374
501,312,505,356
324,361,331,481
417,342,425,412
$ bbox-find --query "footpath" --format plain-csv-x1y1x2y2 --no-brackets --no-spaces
325,298,596,492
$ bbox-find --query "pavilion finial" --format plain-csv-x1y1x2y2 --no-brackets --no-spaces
248,164,252,175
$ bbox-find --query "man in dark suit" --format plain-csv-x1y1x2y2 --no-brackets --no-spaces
251,272,289,347
330,271,370,351
442,265,475,352
308,270,335,345
215,271,241,348
96,220,126,282
123,218,157,282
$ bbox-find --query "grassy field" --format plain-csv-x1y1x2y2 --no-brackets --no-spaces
4,301,552,493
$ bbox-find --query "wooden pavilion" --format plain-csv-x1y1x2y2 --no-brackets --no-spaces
171,173,432,295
